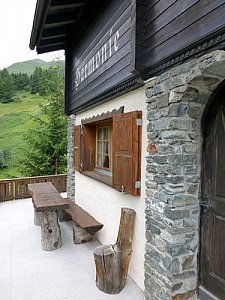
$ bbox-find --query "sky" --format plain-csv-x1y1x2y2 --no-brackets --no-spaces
0,0,64,70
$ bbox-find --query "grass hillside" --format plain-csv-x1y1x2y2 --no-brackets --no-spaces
0,92,46,179
6,59,64,75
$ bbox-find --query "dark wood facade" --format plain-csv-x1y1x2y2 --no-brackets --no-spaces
144,0,225,77
30,0,225,113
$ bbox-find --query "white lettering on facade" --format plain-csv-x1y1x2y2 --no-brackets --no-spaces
114,30,120,52
75,29,120,91
96,51,101,69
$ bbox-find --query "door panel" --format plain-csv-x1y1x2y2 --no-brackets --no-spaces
200,99,225,300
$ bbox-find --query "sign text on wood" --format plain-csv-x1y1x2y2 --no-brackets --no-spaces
75,29,120,91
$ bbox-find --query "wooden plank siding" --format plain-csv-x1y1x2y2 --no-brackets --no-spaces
65,0,139,114
0,174,67,202
144,0,225,76
31,0,225,113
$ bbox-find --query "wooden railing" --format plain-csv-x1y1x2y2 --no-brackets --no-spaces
0,174,67,202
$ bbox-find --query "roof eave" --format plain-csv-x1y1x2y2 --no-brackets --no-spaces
29,0,51,51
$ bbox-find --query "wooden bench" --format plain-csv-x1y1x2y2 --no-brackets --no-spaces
60,199,104,244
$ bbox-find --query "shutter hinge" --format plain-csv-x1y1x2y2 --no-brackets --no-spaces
135,181,141,189
136,119,142,126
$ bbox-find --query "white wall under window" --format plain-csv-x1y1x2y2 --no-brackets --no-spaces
74,87,147,291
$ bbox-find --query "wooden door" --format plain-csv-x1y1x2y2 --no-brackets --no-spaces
200,98,225,299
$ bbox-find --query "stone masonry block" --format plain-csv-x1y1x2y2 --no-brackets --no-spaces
169,194,197,208
164,207,189,220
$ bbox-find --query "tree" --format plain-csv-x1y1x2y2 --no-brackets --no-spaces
0,68,15,102
0,149,11,169
21,63,67,176
11,72,30,91
30,66,43,95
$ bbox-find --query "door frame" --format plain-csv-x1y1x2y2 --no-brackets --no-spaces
199,81,225,300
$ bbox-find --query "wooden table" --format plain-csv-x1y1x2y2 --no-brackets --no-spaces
28,182,69,251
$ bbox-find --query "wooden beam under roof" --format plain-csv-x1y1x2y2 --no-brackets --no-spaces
37,44,65,54
45,20,75,29
46,13,77,24
38,41,65,49
42,27,66,37
50,2,85,11
39,36,65,46
41,33,66,40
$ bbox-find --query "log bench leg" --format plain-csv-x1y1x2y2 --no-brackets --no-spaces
34,210,41,226
73,224,95,244
40,210,62,251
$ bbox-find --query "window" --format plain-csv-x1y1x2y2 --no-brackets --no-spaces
96,126,111,170
74,110,142,196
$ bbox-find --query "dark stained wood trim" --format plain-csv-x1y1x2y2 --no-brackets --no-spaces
81,107,124,125
130,0,146,75
83,171,112,186
50,2,85,11
144,27,225,79
67,0,106,50
37,44,65,54
67,77,142,115
130,0,137,74
145,0,180,28
145,0,224,52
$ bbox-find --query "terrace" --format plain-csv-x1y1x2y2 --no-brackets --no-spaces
0,176,144,300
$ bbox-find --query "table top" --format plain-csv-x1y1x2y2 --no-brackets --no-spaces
28,182,69,212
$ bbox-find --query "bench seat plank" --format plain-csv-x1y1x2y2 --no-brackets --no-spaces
64,199,103,234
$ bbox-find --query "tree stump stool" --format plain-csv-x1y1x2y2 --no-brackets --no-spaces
93,208,136,294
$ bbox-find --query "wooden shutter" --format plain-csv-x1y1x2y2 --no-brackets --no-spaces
112,111,142,196
74,125,81,171
82,124,96,172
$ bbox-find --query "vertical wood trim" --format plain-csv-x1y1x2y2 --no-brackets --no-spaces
130,0,146,75
82,124,96,172
112,110,142,196
130,0,137,74
74,125,81,171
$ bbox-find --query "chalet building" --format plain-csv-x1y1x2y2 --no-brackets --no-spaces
30,1,225,299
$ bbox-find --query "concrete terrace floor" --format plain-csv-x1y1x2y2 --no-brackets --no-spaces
0,198,144,300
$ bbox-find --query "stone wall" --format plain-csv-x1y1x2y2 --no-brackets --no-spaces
144,50,225,300
67,114,75,199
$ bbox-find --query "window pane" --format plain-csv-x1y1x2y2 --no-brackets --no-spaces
97,128,102,140
104,127,109,140
96,126,111,170
97,154,102,167
97,141,102,154
103,155,109,168
104,141,109,154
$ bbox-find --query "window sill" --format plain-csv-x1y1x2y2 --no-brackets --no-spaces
82,171,112,187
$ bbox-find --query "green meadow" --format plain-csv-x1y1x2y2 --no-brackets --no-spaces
0,92,46,179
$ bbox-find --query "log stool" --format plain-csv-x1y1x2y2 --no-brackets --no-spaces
93,208,136,294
